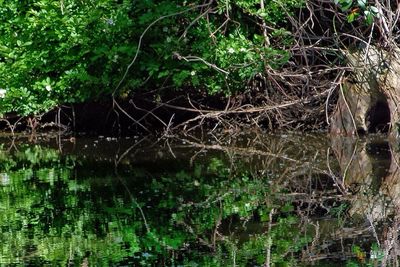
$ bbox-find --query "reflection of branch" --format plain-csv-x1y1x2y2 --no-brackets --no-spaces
366,213,380,247
382,207,400,265
114,138,152,234
176,220,214,249
307,221,320,261
280,192,353,203
182,191,231,208
342,140,358,185
174,137,344,186
114,136,148,167
326,147,347,194
212,200,223,249
264,208,275,267
164,138,176,158
115,170,151,233
177,138,301,163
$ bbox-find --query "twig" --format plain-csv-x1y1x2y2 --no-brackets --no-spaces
264,208,275,267
173,52,229,75
113,99,151,133
259,0,270,47
339,82,359,136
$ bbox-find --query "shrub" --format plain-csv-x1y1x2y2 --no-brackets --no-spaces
0,0,304,117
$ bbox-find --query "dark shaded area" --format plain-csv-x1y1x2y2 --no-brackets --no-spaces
366,140,391,194
367,98,391,133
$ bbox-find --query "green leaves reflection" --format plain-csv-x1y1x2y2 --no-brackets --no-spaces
0,144,139,265
0,146,315,265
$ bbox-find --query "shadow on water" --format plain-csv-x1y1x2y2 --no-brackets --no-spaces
0,132,399,265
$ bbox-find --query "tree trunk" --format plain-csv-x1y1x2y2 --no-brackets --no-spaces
330,46,400,137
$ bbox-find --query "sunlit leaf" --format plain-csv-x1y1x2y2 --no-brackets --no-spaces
357,0,366,9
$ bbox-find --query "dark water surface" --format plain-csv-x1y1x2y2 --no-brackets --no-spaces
0,132,398,266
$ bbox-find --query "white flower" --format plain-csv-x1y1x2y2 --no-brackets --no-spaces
112,55,119,63
0,89,6,98
106,18,115,26
190,70,196,76
228,47,235,54
45,85,52,91
0,173,9,185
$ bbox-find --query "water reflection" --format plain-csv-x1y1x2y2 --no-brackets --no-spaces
0,133,398,265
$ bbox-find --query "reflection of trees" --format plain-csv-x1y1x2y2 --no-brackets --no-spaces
158,133,354,264
4,133,400,265
0,145,140,265
0,136,328,266
164,133,400,265
332,136,392,220
332,136,400,265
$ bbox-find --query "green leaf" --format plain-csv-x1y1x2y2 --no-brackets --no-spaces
357,0,366,9
365,11,374,25
22,41,33,46
157,70,170,79
340,0,353,11
370,6,379,15
347,13,356,23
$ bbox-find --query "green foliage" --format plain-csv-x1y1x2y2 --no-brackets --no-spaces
231,0,303,24
0,0,135,116
0,144,315,265
346,243,384,266
0,0,304,116
329,202,349,219
0,145,143,265
334,0,379,24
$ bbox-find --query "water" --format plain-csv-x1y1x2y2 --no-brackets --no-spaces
0,132,397,266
